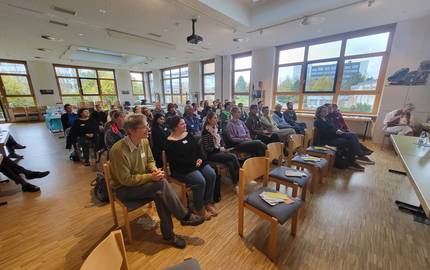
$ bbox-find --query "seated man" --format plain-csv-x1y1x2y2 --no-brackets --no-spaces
283,102,307,134
272,104,294,129
152,101,165,116
383,103,414,135
184,105,202,136
61,104,77,131
5,135,26,160
238,103,248,122
219,102,232,132
0,154,49,192
260,106,295,144
109,114,204,248
91,104,107,126
245,104,280,145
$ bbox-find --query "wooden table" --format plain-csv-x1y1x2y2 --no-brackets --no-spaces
391,134,430,224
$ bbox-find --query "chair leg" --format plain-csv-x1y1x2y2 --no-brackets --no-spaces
301,183,307,202
238,203,244,237
292,184,298,198
319,168,324,184
268,218,278,261
275,183,280,191
111,203,119,228
181,186,188,207
291,211,298,236
123,207,133,243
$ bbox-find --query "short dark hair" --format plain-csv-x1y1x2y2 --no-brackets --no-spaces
152,113,165,128
249,104,258,110
167,103,175,111
77,108,88,117
111,110,124,121
64,104,71,110
166,115,182,130
231,106,240,114
224,102,232,109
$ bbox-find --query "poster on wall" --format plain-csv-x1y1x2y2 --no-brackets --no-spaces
40,89,54,95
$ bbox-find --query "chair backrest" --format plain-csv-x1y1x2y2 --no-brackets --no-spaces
266,142,284,163
287,134,304,164
304,128,314,148
162,150,169,174
103,162,117,207
239,157,269,199
80,230,129,270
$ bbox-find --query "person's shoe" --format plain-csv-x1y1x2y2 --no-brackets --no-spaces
22,183,40,192
164,235,186,249
137,214,158,231
84,161,91,166
348,163,365,171
15,144,26,149
363,150,373,156
25,171,50,180
205,204,218,217
356,156,375,165
8,153,23,159
180,213,205,226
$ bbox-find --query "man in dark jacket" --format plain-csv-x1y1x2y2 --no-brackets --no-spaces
283,102,306,134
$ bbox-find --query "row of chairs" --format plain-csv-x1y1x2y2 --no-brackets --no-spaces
8,106,47,122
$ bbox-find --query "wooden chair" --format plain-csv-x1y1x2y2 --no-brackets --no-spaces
162,150,190,207
238,156,302,261
25,106,40,121
80,230,129,270
266,142,310,201
163,258,201,270
304,127,335,173
287,134,328,193
103,162,154,243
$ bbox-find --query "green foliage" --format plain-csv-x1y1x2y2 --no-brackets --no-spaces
307,76,334,91
234,95,249,106
7,97,34,107
275,95,298,106
339,102,372,113
235,75,248,92
341,73,366,89
101,80,116,95
81,79,98,94
278,77,300,91
2,75,30,95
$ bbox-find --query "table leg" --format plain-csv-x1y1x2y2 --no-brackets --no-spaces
362,122,369,142
0,179,9,206
395,200,430,225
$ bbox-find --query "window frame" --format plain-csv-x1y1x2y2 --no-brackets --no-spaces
232,52,252,105
273,24,395,115
130,71,145,98
146,71,155,103
53,64,118,105
161,64,189,104
0,59,37,108
201,59,215,101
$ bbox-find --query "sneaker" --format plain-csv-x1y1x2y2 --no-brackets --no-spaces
8,153,23,159
15,144,26,149
348,163,365,171
22,183,41,192
356,156,375,165
25,171,50,180
137,214,158,231
164,235,186,249
180,213,205,226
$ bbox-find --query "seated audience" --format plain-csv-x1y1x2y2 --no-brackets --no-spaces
283,102,307,134
0,154,49,192
192,103,202,119
5,135,26,160
201,112,240,189
152,101,165,115
131,106,143,115
165,116,217,220
245,104,280,145
238,103,248,122
260,106,295,143
69,108,100,166
165,103,179,119
383,103,415,135
151,113,170,168
227,106,267,157
109,115,204,248
90,104,107,126
142,107,154,126
219,102,232,132
201,101,212,118
61,104,77,131
257,100,264,117
104,111,126,150
184,105,202,136
272,104,293,129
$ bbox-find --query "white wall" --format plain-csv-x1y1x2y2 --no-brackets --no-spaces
188,62,201,102
26,61,60,105
114,69,133,104
251,47,276,107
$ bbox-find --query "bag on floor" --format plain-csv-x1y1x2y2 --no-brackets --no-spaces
91,173,109,203
334,147,350,169
69,150,80,162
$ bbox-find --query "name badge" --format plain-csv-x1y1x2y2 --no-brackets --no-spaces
191,125,194,128
164,127,168,131
182,140,188,144
80,124,85,126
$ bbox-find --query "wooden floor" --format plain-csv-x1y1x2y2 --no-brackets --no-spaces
0,123,429,270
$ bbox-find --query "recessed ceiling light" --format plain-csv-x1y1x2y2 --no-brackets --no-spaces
233,37,245,42
77,33,85,37
37,48,52,52
34,56,44,59
99,9,107,14
41,35,64,42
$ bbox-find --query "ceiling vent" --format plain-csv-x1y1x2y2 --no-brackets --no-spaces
49,20,68,27
147,33,162,38
51,6,77,16
106,29,176,50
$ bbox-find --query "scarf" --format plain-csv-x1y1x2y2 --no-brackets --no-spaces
111,122,120,135
206,125,221,149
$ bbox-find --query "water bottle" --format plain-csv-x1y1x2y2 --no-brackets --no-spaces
418,131,427,146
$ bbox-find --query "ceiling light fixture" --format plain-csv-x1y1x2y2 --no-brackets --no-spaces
99,9,107,14
51,5,77,16
37,48,52,52
233,37,245,42
41,35,64,42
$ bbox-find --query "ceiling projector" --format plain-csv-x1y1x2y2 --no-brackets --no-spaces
187,18,203,45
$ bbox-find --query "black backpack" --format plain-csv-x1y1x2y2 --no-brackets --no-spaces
91,173,109,203
334,146,351,169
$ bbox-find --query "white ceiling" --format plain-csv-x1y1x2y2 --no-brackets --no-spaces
0,0,429,71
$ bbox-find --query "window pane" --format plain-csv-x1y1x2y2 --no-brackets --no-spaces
172,79,180,94
302,95,333,110
279,47,305,65
275,95,299,109
181,77,189,94
163,70,170,79
130,72,143,81
345,32,390,56
163,80,171,94
55,67,76,77
337,95,375,113
164,95,172,104
7,97,34,107
234,56,252,70
100,79,116,95
341,56,382,90
277,65,301,92
58,78,79,94
81,79,99,94
204,94,215,102
1,75,31,95
62,96,81,105
305,61,337,92
102,95,117,105
98,70,114,79
181,95,188,104
132,81,144,95
234,71,250,93
308,41,342,61
204,62,215,74
172,95,181,104
181,66,189,77
234,95,249,107
78,69,97,78
171,68,180,78
0,62,26,74
204,74,215,93
83,96,101,102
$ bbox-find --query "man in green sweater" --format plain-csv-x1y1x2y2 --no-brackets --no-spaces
109,114,204,249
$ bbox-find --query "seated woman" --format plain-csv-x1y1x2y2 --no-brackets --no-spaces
226,106,267,157
69,108,100,166
314,105,370,171
104,111,126,150
131,106,143,116
142,107,154,126
245,104,280,145
151,113,170,168
201,112,240,190
165,116,217,220
260,106,295,144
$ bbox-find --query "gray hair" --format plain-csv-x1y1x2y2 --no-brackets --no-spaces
124,114,147,132
405,103,415,111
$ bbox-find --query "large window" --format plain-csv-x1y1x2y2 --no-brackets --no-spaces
232,52,252,106
54,65,117,105
202,59,215,102
274,25,394,114
147,71,155,102
161,65,189,104
0,60,36,107
130,71,145,101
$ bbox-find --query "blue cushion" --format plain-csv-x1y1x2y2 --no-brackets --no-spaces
269,166,310,186
120,198,152,212
306,146,335,155
245,187,302,224
292,155,327,168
